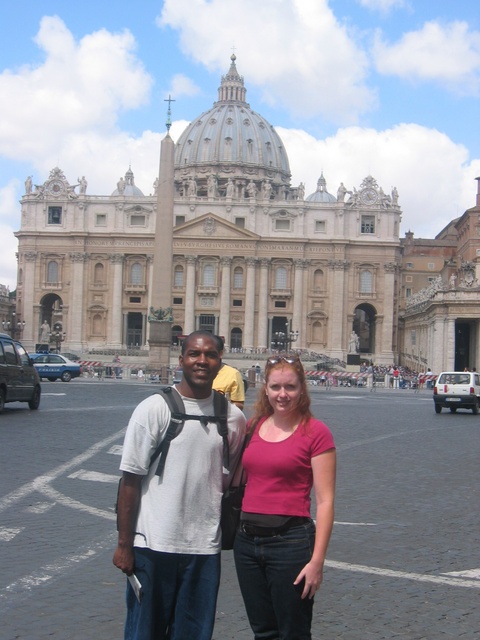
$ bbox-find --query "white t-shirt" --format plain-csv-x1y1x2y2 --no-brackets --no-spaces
120,390,246,554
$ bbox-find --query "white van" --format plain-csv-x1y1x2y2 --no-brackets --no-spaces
433,371,480,414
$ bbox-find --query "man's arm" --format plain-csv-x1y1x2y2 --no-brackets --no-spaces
112,471,143,575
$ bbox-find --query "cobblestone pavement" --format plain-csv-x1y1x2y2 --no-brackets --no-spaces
0,380,478,639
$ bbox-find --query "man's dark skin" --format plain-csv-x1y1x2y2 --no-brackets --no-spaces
112,332,223,575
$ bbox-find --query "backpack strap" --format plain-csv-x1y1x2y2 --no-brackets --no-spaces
153,386,186,478
212,390,230,469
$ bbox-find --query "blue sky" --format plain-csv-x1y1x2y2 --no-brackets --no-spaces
1,0,479,289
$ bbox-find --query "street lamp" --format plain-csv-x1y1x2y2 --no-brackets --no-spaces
2,312,26,338
50,323,66,353
271,323,299,352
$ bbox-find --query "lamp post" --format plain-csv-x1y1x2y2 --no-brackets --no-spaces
2,312,26,339
271,323,299,352
50,322,66,353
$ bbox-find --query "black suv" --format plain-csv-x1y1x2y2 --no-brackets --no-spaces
0,333,41,412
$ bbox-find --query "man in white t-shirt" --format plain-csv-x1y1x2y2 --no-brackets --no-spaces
113,331,246,640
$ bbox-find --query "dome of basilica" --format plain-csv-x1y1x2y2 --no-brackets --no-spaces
111,167,144,197
174,55,291,188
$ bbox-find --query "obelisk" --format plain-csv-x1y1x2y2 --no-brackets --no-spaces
148,99,175,379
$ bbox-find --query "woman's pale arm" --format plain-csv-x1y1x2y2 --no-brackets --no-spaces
294,448,336,599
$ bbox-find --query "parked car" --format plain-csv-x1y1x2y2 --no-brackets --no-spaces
0,332,41,412
30,353,82,382
433,371,480,414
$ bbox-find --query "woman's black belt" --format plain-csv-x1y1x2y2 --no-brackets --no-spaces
240,517,311,537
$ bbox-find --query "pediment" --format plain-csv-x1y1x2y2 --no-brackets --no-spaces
173,213,259,240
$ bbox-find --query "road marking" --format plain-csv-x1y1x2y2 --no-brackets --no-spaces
68,469,120,483
41,393,66,396
39,483,116,520
0,427,126,514
326,559,480,589
335,521,376,526
24,502,55,514
0,532,118,611
108,444,123,456
0,527,24,541
443,568,480,579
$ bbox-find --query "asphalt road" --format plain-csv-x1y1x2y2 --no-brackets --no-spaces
0,379,478,639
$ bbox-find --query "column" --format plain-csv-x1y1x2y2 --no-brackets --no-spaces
109,254,124,348
68,252,89,351
22,251,37,349
446,317,455,371
327,260,349,359
293,260,308,347
184,256,197,335
218,257,232,347
244,257,257,351
257,259,270,351
380,262,396,363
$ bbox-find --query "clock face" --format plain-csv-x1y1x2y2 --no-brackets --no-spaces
361,188,378,204
48,180,65,196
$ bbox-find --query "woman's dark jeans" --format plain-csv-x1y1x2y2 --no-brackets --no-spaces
234,520,316,640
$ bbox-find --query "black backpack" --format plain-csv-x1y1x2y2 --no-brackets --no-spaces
115,387,229,519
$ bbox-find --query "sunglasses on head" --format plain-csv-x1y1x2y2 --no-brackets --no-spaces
266,355,300,366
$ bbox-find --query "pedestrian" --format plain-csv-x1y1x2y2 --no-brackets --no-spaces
113,330,246,640
212,337,246,409
233,354,336,639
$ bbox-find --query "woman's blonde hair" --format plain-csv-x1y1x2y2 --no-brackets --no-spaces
248,356,312,432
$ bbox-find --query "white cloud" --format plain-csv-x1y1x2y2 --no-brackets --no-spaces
373,21,480,94
0,180,20,288
357,0,406,12
0,16,153,161
168,74,201,98
278,123,478,238
159,0,375,124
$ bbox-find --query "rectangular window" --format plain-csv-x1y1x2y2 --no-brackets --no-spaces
96,214,106,226
411,330,416,346
48,206,62,225
406,288,412,298
361,215,375,234
406,262,414,269
175,216,186,226
232,299,242,307
428,262,435,270
129,296,141,303
315,220,326,233
173,297,183,305
274,300,287,308
235,217,245,228
275,218,291,231
130,215,145,226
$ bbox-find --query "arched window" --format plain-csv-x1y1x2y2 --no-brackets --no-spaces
233,267,244,289
47,261,59,284
92,313,103,336
94,263,104,284
203,264,215,286
131,262,142,285
313,269,324,291
275,266,287,289
230,328,243,349
174,266,184,287
360,270,373,294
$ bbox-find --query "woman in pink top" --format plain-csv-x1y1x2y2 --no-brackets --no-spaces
233,355,336,640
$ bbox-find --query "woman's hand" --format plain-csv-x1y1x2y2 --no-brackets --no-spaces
294,560,324,599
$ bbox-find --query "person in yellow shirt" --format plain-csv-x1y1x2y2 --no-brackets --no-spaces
212,337,246,410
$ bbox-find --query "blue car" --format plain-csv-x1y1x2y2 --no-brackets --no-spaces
30,353,82,382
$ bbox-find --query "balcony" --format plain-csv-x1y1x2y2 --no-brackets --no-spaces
124,283,147,294
270,288,292,299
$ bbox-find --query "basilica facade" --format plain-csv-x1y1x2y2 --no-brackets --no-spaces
15,55,407,365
